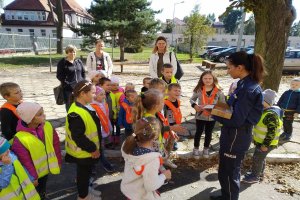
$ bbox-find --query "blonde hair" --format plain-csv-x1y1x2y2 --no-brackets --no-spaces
0,82,20,98
65,45,77,54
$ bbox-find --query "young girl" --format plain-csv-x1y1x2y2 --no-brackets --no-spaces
90,86,115,173
12,102,62,200
64,80,102,200
88,70,105,85
121,117,171,200
190,70,225,159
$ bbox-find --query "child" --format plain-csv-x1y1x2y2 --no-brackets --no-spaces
0,82,23,142
141,77,152,93
90,86,115,173
242,89,283,184
12,102,62,199
110,76,124,145
125,82,135,92
190,70,225,158
88,70,105,85
118,90,138,137
0,136,40,200
64,80,101,200
99,77,117,148
121,117,171,200
160,63,178,89
277,77,300,141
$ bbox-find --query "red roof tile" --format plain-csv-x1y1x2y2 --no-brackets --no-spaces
4,0,51,11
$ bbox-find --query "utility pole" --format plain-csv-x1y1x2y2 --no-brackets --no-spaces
237,8,246,51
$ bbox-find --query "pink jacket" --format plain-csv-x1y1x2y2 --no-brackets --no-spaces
11,120,62,180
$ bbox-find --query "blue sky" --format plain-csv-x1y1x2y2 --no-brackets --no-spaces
3,0,300,23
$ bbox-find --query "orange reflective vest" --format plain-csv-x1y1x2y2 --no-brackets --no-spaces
164,99,182,124
201,86,219,116
1,102,20,118
91,103,110,133
156,112,173,140
120,102,133,124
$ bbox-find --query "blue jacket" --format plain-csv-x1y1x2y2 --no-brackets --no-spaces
0,151,34,190
213,76,263,127
118,98,133,130
277,89,300,113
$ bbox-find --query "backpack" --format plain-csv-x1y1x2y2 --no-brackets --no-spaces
169,52,184,80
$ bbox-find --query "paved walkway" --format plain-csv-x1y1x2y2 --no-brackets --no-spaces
0,64,299,162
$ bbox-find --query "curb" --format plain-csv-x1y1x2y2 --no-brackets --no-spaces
105,150,300,163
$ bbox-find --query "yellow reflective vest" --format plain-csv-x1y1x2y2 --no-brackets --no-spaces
0,159,40,200
253,110,283,146
109,92,118,120
65,103,100,159
160,76,178,98
15,121,60,178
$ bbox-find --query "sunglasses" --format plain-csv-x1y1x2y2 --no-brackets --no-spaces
78,81,92,92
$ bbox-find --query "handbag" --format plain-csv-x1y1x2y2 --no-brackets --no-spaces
169,52,184,80
53,85,64,105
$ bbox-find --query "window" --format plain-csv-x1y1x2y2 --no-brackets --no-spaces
231,39,236,42
177,38,182,42
41,29,46,36
6,28,11,33
29,29,34,36
212,38,216,41
24,14,29,20
18,29,23,33
52,30,57,37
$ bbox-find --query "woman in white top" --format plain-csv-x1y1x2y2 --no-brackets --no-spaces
86,39,114,78
149,36,177,78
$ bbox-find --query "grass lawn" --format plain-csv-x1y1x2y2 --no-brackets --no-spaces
0,47,202,68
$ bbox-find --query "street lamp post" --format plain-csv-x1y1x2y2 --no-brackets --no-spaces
171,1,184,47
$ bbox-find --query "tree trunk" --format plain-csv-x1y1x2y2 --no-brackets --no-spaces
119,33,125,61
253,0,295,91
189,35,194,59
56,0,64,54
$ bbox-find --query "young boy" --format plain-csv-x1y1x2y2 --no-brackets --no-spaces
99,77,117,148
0,136,40,199
160,63,178,86
242,89,283,184
0,82,23,142
118,90,138,137
277,77,300,141
141,77,152,94
124,82,135,92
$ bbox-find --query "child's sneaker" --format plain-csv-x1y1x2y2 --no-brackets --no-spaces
241,173,259,184
203,148,209,158
89,186,102,196
193,148,200,159
164,159,177,168
87,193,102,200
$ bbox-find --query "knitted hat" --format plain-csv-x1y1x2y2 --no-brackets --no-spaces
110,76,119,84
262,89,277,106
88,70,102,80
0,136,10,155
16,102,42,124
95,86,105,96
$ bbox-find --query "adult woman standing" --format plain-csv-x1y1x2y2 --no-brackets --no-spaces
210,51,265,200
56,45,85,111
86,39,114,78
149,36,177,78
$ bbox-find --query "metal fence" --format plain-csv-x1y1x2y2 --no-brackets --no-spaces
0,33,83,55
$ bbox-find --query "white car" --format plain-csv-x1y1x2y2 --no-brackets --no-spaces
284,49,300,73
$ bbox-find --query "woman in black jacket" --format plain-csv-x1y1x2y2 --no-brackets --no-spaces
56,45,85,111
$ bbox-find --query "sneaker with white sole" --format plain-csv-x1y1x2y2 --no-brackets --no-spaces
87,193,102,200
193,148,200,159
164,159,177,168
203,148,209,158
89,187,102,196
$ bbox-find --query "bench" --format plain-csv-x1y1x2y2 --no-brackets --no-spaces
202,60,216,70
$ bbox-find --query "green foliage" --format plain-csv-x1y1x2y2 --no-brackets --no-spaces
184,5,215,59
244,14,255,35
162,22,173,33
79,0,160,61
220,9,242,34
206,13,216,25
290,20,300,36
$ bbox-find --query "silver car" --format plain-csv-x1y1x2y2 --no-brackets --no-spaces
284,49,300,73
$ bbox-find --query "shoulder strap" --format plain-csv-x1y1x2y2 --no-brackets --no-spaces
169,52,172,62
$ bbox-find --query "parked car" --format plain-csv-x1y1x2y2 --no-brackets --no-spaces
210,47,247,62
207,47,228,59
283,49,300,74
199,46,221,58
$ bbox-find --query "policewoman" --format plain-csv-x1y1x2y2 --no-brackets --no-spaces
65,80,102,200
210,51,265,200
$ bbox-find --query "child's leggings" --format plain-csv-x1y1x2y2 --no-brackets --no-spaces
194,119,216,148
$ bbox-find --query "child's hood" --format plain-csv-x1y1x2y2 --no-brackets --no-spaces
121,143,161,168
16,120,44,136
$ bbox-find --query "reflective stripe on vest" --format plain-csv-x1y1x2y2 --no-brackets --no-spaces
120,102,133,124
15,121,60,178
91,103,110,133
201,86,219,116
253,111,283,146
65,102,100,158
0,159,40,200
164,99,182,124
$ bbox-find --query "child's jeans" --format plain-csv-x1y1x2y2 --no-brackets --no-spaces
251,145,273,177
283,110,296,135
100,144,112,169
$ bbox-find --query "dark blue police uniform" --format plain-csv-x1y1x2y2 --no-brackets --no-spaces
213,76,263,200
